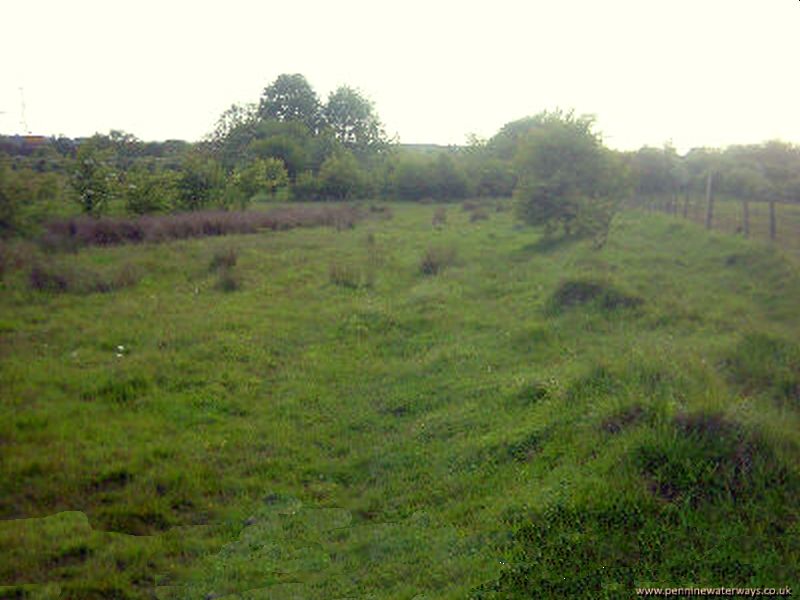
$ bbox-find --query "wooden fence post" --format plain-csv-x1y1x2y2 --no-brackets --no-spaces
769,200,776,241
705,172,714,230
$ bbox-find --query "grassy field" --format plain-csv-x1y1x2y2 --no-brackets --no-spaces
1,202,799,598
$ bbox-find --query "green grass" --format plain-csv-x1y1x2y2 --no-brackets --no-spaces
1,203,798,598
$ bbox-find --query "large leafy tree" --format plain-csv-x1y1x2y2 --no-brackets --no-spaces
258,74,321,132
513,111,629,246
324,86,388,157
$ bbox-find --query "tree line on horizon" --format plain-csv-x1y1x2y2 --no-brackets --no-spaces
1,73,799,239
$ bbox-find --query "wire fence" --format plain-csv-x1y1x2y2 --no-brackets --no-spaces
627,193,800,258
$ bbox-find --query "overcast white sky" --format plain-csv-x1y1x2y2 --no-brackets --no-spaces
1,0,797,152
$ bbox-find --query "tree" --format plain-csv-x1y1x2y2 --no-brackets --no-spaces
123,167,179,215
318,151,367,200
176,154,224,211
513,111,629,246
249,132,308,179
229,158,289,208
70,139,114,215
431,154,470,200
258,74,321,132
324,86,388,157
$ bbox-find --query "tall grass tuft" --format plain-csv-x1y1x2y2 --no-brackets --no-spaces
419,245,459,275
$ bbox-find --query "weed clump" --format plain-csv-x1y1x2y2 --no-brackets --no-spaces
215,267,242,292
419,245,458,275
513,381,550,406
634,412,781,505
29,262,141,294
432,207,447,228
550,278,643,312
601,404,645,434
470,208,490,222
329,261,372,289
41,205,365,249
209,247,238,271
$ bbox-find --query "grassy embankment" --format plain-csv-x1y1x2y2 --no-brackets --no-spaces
1,201,798,598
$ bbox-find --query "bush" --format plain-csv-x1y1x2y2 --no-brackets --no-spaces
513,110,629,247
419,245,459,275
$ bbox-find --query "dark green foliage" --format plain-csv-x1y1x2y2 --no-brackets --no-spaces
723,333,800,405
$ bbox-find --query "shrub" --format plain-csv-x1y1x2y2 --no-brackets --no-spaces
419,245,459,275
513,110,629,247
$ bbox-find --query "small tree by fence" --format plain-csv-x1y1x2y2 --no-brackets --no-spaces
628,174,800,255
